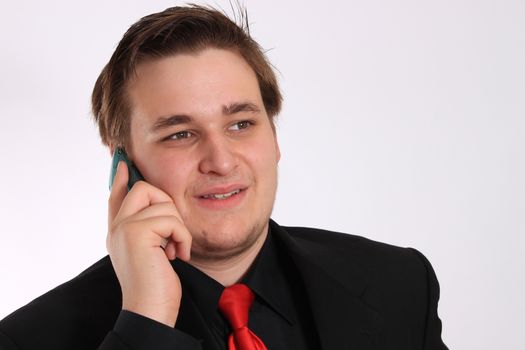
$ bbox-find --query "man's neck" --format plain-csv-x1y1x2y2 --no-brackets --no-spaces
189,228,268,286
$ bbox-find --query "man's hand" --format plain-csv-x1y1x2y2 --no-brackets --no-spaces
107,161,192,327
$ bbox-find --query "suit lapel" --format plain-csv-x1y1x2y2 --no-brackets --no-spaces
271,221,382,350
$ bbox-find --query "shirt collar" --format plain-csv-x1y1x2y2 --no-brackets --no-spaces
172,258,224,327
241,226,296,325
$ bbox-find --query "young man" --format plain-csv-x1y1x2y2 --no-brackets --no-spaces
0,5,447,350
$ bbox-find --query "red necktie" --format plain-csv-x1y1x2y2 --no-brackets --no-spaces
218,284,268,350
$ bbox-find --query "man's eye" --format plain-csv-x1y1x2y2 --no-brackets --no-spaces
229,121,252,131
167,131,193,140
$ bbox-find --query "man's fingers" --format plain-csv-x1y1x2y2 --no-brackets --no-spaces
108,161,129,227
131,216,192,259
132,202,183,222
107,167,192,261
164,241,176,260
163,240,191,261
116,181,174,220
175,240,191,261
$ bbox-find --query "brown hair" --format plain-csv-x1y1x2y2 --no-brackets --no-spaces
91,4,282,149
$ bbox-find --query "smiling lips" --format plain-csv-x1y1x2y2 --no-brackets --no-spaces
201,189,242,200
196,186,247,210
194,182,248,211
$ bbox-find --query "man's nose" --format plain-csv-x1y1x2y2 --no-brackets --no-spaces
198,133,238,175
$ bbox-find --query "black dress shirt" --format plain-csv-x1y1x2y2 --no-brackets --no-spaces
112,228,321,349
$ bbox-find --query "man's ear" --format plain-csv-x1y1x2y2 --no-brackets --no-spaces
270,120,281,162
275,137,281,162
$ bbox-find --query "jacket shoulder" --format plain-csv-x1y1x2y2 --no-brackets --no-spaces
279,224,435,295
278,224,446,348
282,225,420,263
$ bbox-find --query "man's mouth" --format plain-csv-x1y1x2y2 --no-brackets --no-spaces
200,189,242,200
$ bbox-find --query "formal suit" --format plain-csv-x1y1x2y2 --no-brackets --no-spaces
0,220,448,349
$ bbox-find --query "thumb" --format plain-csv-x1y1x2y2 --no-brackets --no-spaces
108,161,128,227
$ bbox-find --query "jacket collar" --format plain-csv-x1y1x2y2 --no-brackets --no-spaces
270,220,382,349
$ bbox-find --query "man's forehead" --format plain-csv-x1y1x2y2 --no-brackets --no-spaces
126,49,264,126
130,48,253,82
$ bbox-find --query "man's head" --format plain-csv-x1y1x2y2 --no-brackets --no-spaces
92,5,282,150
92,5,282,262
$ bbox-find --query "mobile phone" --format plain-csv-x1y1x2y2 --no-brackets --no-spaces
109,148,145,191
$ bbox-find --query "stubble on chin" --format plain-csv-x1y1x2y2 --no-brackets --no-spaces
188,219,269,262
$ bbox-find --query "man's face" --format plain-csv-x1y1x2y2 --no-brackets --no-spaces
127,48,280,261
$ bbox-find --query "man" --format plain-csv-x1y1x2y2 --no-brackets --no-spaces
0,5,447,350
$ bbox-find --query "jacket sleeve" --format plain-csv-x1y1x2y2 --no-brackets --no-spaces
0,311,202,350
97,311,202,350
409,248,449,350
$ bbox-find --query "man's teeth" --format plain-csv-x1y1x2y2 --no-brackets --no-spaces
202,189,241,200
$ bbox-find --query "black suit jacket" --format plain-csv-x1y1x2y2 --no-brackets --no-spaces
0,220,447,349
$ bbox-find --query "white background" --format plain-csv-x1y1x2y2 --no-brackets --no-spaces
1,1,524,349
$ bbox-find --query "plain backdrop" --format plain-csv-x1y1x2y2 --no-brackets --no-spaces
1,1,524,349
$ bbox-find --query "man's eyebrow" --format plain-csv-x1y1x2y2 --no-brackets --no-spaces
151,115,192,132
223,102,261,115
150,102,260,132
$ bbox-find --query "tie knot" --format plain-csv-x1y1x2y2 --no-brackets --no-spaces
218,284,255,330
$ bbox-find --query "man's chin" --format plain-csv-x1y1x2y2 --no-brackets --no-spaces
187,222,269,262
190,243,249,262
